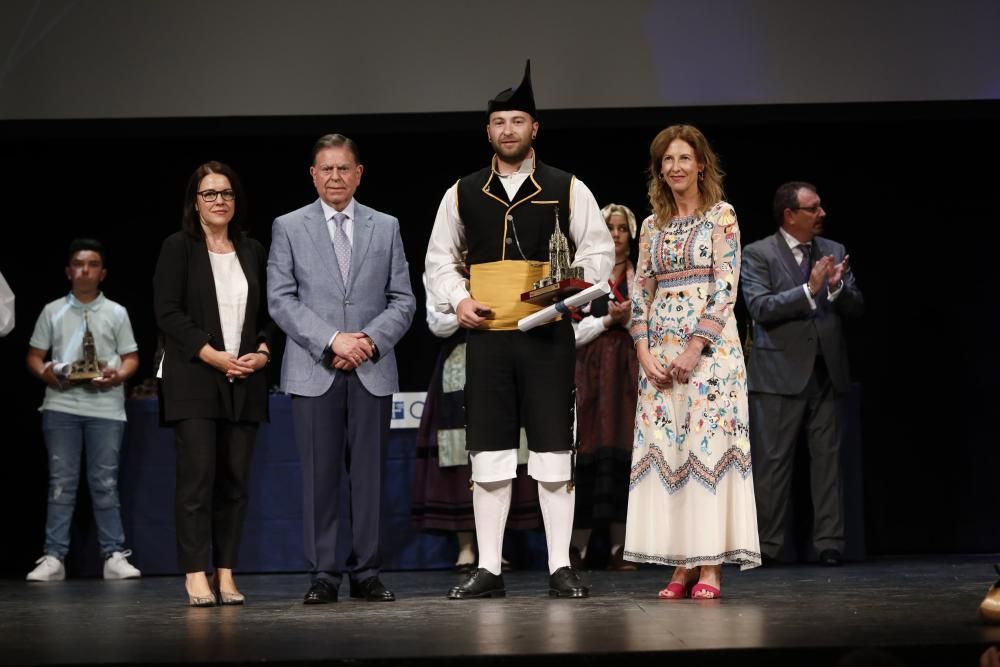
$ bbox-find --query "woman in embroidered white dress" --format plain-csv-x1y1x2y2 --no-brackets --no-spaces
624,125,760,599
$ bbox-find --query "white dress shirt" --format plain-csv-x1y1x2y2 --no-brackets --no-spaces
422,273,459,338
320,197,356,245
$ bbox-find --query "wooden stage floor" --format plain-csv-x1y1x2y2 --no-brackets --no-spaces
2,556,999,667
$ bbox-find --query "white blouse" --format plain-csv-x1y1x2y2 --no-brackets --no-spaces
208,251,248,356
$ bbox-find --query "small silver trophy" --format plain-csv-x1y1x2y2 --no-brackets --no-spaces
522,206,588,305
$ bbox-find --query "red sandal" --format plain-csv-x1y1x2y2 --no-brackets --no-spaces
690,583,721,599
657,582,689,599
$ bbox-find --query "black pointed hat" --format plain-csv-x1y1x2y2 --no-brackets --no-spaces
488,60,536,118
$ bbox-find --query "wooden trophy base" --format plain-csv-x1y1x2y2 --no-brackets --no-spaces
520,279,591,306
67,371,102,382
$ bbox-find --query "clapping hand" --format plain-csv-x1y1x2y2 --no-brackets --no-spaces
827,254,850,289
807,256,834,296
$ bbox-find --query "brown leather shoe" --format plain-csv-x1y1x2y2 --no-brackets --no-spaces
980,564,1000,624
608,546,637,572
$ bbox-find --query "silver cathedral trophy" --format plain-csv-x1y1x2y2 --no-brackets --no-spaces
520,206,590,306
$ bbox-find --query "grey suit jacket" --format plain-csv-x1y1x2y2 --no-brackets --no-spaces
740,231,863,395
267,199,416,397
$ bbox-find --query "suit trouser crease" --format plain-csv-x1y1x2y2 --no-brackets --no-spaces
293,373,388,585
174,419,256,572
750,363,844,557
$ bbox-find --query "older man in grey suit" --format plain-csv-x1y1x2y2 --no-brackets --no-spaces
741,181,863,567
268,134,415,603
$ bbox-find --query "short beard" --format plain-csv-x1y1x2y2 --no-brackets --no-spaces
493,139,532,166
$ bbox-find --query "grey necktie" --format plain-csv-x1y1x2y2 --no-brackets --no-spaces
797,242,811,283
332,212,351,284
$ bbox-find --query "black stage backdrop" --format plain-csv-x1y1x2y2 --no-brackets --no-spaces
1,100,997,576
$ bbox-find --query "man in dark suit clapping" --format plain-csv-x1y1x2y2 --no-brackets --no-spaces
740,182,863,567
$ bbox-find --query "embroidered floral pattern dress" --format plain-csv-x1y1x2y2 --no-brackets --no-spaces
624,202,760,570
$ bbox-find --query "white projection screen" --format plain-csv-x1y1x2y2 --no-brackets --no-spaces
1,0,997,120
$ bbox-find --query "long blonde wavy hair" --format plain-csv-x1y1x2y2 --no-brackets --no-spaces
647,124,725,229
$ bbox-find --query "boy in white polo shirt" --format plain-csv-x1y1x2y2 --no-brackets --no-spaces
25,239,141,581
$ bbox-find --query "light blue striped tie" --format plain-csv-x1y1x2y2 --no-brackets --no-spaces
332,212,351,284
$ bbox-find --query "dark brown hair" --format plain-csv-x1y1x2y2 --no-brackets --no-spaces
180,161,247,242
772,181,817,225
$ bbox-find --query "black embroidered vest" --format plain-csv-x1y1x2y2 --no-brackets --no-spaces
457,160,574,266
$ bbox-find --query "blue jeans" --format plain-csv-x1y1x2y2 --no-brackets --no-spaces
41,410,127,559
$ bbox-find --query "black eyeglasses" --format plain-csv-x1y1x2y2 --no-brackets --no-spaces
791,204,823,214
197,189,235,202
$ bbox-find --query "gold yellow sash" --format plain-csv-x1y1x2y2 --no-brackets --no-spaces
469,260,551,330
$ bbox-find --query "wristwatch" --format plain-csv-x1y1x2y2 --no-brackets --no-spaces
364,335,378,358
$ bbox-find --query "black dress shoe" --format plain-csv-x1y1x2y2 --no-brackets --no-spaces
303,579,337,604
818,549,843,566
453,562,475,575
549,566,589,598
349,576,395,601
447,568,506,599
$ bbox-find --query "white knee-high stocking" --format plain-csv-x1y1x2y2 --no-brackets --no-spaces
473,480,512,576
538,481,575,574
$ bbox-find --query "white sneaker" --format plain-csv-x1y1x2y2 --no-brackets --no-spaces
103,550,141,580
26,555,65,582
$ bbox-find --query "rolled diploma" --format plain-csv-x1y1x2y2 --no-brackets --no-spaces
517,282,611,332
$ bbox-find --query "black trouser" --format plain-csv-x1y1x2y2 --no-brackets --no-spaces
174,419,257,572
465,319,575,453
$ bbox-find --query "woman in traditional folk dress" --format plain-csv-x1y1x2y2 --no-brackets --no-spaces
570,204,640,570
624,125,760,599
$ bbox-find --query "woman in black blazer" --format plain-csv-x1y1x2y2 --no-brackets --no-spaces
153,161,273,606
